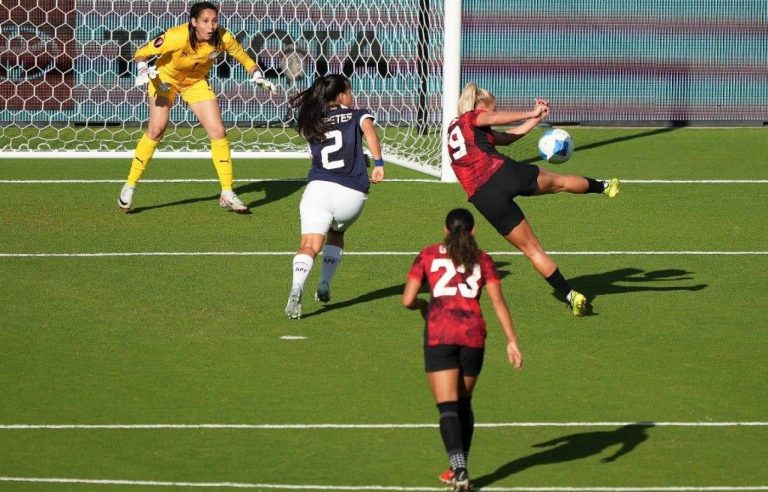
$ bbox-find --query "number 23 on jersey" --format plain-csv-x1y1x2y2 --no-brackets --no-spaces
430,258,480,298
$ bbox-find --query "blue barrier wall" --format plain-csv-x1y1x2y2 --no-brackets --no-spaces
462,0,768,122
1,0,766,125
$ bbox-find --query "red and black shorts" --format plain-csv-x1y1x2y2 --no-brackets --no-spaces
424,344,485,377
469,158,540,236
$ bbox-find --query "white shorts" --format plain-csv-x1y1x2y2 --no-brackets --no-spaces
299,180,368,235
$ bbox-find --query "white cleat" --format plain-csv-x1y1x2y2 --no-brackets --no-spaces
118,184,135,212
285,288,303,319
219,191,248,213
314,281,331,303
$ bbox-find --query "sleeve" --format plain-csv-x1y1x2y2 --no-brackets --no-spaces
480,252,501,285
407,252,426,282
358,108,375,128
134,26,185,60
221,29,257,72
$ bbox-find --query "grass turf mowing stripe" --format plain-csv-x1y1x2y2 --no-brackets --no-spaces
1,251,768,258
1,179,768,184
2,422,767,430
0,477,767,490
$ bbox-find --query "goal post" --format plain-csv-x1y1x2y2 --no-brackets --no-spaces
440,0,461,182
0,0,461,181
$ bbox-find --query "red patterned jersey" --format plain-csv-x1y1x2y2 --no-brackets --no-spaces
447,109,506,198
407,243,501,348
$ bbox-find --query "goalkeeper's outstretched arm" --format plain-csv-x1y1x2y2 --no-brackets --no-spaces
221,30,276,93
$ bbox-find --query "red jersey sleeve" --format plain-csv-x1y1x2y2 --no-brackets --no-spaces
479,252,500,285
407,250,427,282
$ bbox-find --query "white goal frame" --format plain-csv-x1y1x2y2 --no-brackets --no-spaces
0,0,462,182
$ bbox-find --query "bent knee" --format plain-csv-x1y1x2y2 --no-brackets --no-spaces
146,128,166,141
298,235,325,256
537,173,565,193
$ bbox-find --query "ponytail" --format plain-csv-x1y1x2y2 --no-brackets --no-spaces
443,208,481,273
290,74,351,142
457,82,496,116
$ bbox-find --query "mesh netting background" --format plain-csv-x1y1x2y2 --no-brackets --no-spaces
463,0,768,123
1,0,765,159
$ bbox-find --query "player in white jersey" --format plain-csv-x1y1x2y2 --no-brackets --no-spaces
283,74,385,319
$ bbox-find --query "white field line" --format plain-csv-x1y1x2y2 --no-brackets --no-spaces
1,178,768,184
1,251,768,258
1,424,765,490
1,421,767,430
0,477,766,491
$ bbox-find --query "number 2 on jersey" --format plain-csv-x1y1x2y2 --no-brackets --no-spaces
321,130,344,169
431,258,480,298
447,126,467,160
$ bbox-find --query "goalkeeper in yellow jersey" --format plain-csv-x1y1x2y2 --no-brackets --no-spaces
118,1,276,213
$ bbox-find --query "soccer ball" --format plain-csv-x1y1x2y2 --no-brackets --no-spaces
281,48,305,82
538,128,574,164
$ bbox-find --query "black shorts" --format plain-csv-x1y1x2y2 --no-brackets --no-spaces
424,344,485,377
469,158,540,236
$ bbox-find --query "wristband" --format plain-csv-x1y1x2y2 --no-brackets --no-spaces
374,158,384,167
136,61,148,71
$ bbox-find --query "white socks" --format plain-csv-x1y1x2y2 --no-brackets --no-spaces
291,253,314,290
319,245,343,286
291,246,343,292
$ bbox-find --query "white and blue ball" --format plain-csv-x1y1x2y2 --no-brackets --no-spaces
538,128,573,164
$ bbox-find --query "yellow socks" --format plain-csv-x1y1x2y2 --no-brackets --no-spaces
211,137,234,192
126,135,234,191
126,134,159,186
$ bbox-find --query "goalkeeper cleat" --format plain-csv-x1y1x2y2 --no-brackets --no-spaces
452,468,470,492
118,184,135,212
569,291,589,317
219,191,248,213
285,288,303,319
603,178,620,198
439,469,455,485
314,281,331,303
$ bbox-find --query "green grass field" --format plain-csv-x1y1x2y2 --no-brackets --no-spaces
1,127,767,491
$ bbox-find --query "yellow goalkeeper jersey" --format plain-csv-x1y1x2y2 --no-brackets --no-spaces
134,24,257,88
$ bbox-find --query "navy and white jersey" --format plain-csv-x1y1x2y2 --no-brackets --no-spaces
307,105,375,194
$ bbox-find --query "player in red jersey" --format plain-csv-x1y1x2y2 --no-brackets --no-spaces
447,82,620,316
402,208,523,492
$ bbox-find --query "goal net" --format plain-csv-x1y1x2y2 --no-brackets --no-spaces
0,0,448,177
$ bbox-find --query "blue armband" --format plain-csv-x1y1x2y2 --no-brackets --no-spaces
374,158,384,167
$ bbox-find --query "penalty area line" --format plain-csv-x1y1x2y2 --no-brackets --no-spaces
0,477,766,491
1,251,768,258
1,422,767,430
1,178,768,184
0,178,439,184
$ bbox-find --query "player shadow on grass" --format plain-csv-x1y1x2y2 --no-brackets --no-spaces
518,127,679,164
128,180,304,214
551,268,707,316
472,423,655,489
493,262,513,281
301,266,513,319
237,179,305,209
300,283,405,319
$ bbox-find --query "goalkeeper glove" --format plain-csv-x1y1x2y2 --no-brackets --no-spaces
135,61,159,87
250,70,276,93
